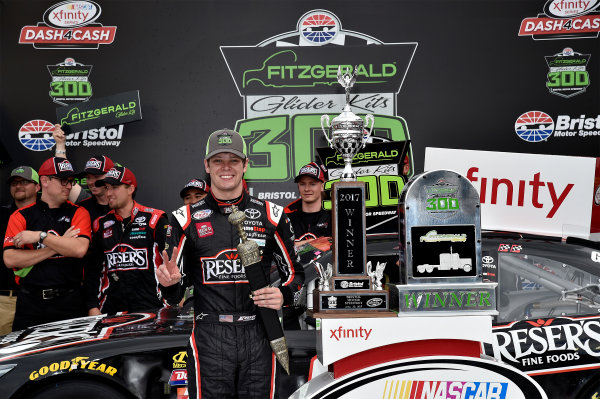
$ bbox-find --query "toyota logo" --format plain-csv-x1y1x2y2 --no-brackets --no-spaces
245,209,261,219
482,256,494,264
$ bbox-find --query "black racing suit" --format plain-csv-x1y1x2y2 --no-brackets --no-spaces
87,202,169,314
161,191,304,399
283,198,331,242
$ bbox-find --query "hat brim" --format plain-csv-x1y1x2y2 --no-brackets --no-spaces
294,173,324,183
180,186,208,198
95,177,125,187
205,149,246,161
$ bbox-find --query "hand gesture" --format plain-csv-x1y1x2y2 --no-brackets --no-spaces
157,247,181,286
252,287,283,310
53,124,66,146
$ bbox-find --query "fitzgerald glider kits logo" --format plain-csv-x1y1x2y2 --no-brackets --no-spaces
519,0,600,39
19,1,117,49
545,47,590,98
48,57,93,105
220,9,416,199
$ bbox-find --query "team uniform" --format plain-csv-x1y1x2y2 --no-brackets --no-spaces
162,191,304,399
283,198,331,242
88,202,169,314
3,200,91,330
78,195,110,224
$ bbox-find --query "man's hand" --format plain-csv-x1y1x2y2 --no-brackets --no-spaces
53,124,66,146
13,230,43,248
158,247,181,286
62,226,80,238
252,287,283,310
88,308,102,316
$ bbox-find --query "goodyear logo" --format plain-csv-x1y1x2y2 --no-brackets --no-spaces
29,356,117,380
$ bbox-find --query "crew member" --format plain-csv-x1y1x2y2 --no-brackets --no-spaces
3,157,91,330
284,162,331,248
87,165,170,315
0,166,40,334
53,125,115,222
180,178,209,205
158,129,304,399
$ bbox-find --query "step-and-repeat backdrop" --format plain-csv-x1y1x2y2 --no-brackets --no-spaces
1,1,598,213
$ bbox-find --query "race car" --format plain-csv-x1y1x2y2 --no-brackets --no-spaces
1,233,600,399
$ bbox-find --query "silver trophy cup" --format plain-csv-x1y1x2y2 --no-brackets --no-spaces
321,66,375,182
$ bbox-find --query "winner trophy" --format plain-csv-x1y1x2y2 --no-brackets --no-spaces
312,66,389,314
228,205,290,374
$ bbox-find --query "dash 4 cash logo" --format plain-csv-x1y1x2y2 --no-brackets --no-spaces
545,47,590,98
220,9,416,200
519,0,600,40
19,1,116,49
48,58,93,105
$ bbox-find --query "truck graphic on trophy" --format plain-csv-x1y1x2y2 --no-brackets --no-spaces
416,246,473,274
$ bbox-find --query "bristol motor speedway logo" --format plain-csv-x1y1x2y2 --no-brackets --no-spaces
220,9,416,199
19,0,117,49
515,110,600,141
519,0,600,40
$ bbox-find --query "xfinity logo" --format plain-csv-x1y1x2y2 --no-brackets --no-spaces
329,326,372,341
467,167,573,219
244,208,261,219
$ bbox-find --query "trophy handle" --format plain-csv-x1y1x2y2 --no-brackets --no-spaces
363,114,375,145
320,114,333,147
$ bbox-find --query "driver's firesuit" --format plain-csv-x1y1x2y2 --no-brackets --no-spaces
160,190,304,399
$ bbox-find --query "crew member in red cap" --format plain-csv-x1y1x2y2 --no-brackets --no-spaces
180,178,209,205
284,162,332,248
53,125,114,222
87,165,170,316
3,157,91,330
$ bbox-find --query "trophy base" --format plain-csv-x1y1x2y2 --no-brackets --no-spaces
307,309,397,319
313,289,389,313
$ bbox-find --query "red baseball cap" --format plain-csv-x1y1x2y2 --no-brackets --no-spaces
38,157,76,178
95,165,137,188
295,162,326,183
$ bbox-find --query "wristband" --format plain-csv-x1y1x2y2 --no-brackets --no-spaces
55,150,66,155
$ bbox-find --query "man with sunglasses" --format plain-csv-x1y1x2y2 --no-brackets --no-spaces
3,157,91,330
0,166,40,334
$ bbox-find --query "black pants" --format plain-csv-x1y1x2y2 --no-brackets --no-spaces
12,286,86,331
187,313,276,399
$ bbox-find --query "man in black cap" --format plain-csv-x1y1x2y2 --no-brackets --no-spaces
3,157,91,330
180,178,209,205
0,166,40,334
284,162,332,248
53,124,114,222
86,165,170,316
158,129,304,399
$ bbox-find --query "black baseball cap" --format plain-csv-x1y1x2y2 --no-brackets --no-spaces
83,155,115,175
179,179,209,198
95,165,138,188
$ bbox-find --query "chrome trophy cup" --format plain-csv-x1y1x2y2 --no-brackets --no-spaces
321,66,375,181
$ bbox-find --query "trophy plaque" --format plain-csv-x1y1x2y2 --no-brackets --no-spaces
390,169,498,316
312,66,389,314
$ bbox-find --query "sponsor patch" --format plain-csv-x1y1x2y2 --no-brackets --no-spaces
196,222,214,238
169,369,187,386
103,228,112,238
244,208,261,219
192,209,212,220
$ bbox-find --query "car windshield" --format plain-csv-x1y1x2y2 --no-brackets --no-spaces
498,252,600,323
